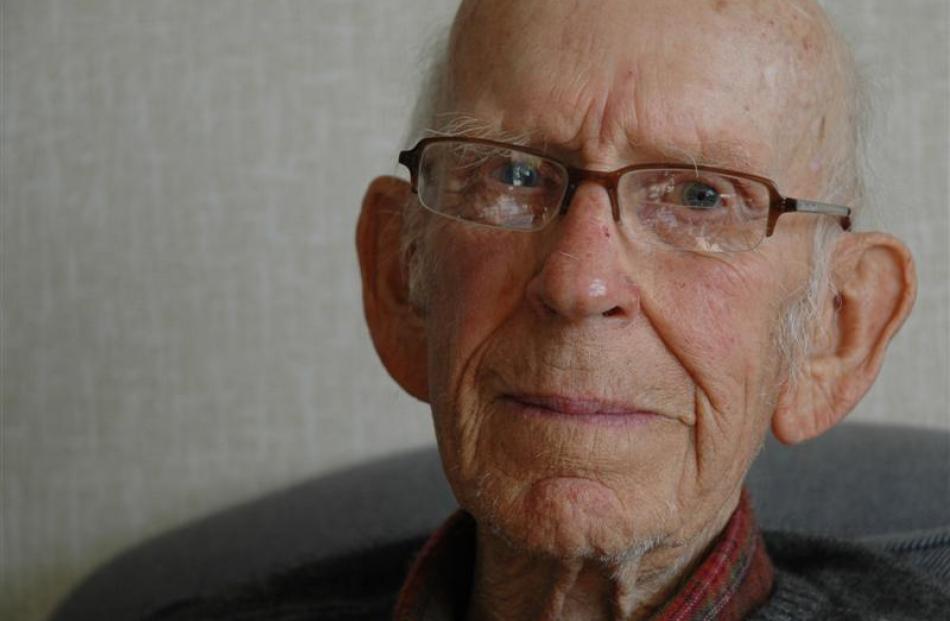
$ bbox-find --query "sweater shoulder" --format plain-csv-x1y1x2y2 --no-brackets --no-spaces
142,535,427,621
751,531,950,621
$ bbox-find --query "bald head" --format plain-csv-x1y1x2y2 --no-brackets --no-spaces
413,0,862,205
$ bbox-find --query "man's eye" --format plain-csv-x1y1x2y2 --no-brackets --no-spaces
681,182,722,209
495,161,540,187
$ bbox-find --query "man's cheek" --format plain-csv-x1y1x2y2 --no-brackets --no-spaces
427,228,528,309
651,260,774,401
422,239,527,413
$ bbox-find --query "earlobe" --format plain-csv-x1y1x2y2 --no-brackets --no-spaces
356,176,430,402
773,232,916,444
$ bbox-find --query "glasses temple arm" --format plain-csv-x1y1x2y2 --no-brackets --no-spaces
783,198,853,231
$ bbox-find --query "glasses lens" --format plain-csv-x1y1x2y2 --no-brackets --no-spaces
417,141,567,231
617,169,771,252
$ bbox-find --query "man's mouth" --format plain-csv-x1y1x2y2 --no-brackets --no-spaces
502,393,659,427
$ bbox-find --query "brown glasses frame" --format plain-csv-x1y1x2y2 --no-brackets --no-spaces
399,137,852,239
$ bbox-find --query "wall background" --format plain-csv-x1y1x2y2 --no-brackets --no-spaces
2,1,947,620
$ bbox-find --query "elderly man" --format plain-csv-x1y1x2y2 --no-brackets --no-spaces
355,0,947,618
149,1,946,620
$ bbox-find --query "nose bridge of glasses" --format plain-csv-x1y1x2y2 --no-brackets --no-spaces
562,168,622,221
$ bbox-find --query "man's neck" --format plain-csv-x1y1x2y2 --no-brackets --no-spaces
465,496,740,621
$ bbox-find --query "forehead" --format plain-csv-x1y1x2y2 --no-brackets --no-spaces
447,0,830,174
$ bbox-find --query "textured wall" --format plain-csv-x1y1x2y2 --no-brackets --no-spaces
1,2,947,620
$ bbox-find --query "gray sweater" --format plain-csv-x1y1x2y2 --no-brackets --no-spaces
146,529,950,620
751,530,950,620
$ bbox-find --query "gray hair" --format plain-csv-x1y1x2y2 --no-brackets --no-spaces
398,11,869,385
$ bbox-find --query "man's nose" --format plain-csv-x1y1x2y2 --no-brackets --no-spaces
526,183,640,322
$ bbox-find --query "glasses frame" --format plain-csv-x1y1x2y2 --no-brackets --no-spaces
399,137,852,244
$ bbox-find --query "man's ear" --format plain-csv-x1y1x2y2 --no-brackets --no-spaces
356,176,429,402
773,231,916,444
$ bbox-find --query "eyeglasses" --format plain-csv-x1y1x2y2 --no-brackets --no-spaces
399,137,852,253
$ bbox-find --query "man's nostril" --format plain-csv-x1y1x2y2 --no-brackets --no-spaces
602,306,624,317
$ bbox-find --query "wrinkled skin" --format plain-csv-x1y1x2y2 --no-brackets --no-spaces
357,1,916,619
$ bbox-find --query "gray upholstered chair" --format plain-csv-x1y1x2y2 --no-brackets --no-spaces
50,422,950,620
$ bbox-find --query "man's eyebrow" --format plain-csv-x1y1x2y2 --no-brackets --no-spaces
424,113,536,147
649,140,761,173
425,113,762,173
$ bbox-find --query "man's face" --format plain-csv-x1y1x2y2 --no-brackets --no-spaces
417,0,837,559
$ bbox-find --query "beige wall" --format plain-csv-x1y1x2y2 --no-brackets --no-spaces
2,1,947,620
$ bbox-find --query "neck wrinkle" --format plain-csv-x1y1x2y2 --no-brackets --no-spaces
466,527,714,621
466,493,744,621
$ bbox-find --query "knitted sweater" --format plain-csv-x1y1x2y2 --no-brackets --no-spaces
147,529,950,620
751,530,950,620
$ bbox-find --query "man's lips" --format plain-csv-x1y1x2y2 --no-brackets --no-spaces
502,394,659,426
